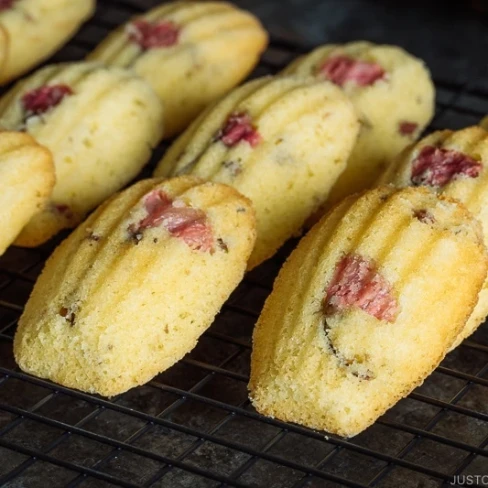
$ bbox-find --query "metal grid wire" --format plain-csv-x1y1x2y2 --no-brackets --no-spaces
0,1,487,487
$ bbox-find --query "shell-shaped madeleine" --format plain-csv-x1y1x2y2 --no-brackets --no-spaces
0,131,54,255
249,186,487,437
0,0,95,85
283,41,435,209
378,126,488,348
154,75,360,269
0,61,164,247
14,176,256,397
88,1,268,138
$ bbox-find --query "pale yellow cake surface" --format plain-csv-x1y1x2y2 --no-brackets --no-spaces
14,176,256,397
249,186,487,437
0,131,54,255
88,1,268,138
154,75,360,269
283,41,435,211
378,126,488,348
0,0,95,84
0,61,164,247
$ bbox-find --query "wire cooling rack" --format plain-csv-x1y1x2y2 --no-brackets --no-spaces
0,1,487,487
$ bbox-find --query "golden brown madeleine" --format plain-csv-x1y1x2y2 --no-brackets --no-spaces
249,186,487,437
378,126,488,348
14,176,256,397
154,75,360,269
0,61,164,247
88,1,268,138
0,131,54,255
283,41,435,209
0,0,95,85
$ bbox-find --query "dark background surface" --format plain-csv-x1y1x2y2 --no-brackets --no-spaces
233,0,488,87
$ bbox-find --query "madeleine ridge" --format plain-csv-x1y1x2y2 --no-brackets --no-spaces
283,41,435,210
249,186,487,437
14,177,256,397
378,126,488,348
88,1,268,138
0,61,165,247
154,75,360,269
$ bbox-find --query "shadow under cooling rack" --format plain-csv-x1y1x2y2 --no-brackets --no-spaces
0,1,487,487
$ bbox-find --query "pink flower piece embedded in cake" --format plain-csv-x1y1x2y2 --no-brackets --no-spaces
319,55,385,86
399,121,418,136
218,112,261,148
0,0,16,12
22,85,73,116
411,146,482,187
128,20,180,50
324,253,398,322
129,190,214,252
